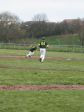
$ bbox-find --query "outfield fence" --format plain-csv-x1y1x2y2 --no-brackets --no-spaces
49,45,84,53
0,43,84,53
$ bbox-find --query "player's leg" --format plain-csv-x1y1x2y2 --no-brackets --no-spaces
27,51,35,57
40,48,43,62
41,49,46,62
40,48,46,62
26,51,32,57
31,51,34,56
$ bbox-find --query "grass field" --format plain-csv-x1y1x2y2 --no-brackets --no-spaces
46,34,80,45
0,91,84,112
0,49,84,112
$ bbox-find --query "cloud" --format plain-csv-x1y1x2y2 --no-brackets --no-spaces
0,0,84,22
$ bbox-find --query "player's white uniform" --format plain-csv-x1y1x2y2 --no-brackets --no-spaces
27,51,34,57
39,40,48,62
40,48,46,62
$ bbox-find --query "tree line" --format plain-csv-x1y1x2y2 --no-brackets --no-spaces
0,12,84,46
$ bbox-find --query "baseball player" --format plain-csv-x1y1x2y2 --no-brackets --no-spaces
38,37,48,62
26,45,37,57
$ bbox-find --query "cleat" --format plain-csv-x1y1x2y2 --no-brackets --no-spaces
39,58,42,62
28,55,31,58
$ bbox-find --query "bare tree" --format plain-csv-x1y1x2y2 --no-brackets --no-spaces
27,13,48,38
0,12,20,25
32,13,48,22
0,12,25,42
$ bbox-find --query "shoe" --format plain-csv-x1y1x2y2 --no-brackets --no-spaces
39,58,42,62
28,55,31,58
40,58,43,62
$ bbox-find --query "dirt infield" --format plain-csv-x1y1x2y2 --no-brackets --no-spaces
0,85,84,91
0,55,65,60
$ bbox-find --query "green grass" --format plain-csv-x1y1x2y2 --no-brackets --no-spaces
46,34,80,45
0,43,84,52
0,49,84,112
0,49,84,85
0,34,84,53
0,90,84,112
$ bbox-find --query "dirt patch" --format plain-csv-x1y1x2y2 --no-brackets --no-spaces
0,55,65,60
0,85,84,91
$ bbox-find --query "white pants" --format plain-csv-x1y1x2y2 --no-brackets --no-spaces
27,51,34,57
40,48,46,62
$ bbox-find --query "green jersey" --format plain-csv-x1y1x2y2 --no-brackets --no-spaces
39,41,48,48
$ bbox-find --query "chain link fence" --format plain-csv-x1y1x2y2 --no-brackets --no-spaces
0,43,84,53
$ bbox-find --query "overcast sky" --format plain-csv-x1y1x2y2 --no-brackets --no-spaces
0,0,84,22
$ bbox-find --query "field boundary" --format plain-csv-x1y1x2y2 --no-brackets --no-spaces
0,85,84,91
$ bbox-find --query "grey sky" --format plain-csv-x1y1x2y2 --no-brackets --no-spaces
0,0,84,22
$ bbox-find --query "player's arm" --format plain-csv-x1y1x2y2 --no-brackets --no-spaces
46,44,49,48
46,42,49,48
38,43,40,46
